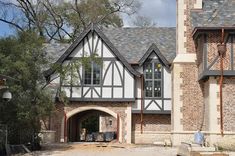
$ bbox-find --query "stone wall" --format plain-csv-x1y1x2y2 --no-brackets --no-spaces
132,114,171,144
180,63,205,131
50,101,132,143
50,103,64,142
100,116,117,132
223,78,235,132
132,114,171,131
184,0,197,53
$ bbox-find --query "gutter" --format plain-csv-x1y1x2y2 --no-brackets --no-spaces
192,26,235,39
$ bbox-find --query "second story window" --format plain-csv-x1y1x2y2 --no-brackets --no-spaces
84,62,101,85
144,62,162,98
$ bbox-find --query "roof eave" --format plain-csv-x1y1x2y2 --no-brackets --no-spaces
192,26,235,40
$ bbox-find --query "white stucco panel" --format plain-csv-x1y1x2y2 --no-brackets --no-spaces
62,73,71,85
71,69,80,85
113,87,122,98
113,63,122,86
61,87,70,97
93,87,101,98
102,87,112,98
164,68,172,98
103,61,112,85
70,42,83,57
136,78,141,98
164,100,172,111
115,61,123,76
83,35,91,56
94,34,102,57
145,100,162,111
83,87,91,98
124,70,134,98
102,43,114,58
72,87,81,98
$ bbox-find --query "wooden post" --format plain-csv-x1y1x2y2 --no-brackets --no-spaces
140,75,144,134
116,114,120,142
64,111,67,142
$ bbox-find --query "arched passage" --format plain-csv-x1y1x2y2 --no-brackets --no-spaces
60,106,122,143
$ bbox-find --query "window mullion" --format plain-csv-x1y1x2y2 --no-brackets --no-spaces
152,62,154,98
91,62,93,85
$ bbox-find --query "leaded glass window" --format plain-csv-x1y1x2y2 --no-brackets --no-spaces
84,62,101,85
93,62,101,84
144,62,162,97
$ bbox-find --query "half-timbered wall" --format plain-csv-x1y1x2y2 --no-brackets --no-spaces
132,53,172,114
50,31,135,101
198,33,235,79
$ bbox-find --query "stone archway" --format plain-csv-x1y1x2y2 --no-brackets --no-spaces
60,106,123,143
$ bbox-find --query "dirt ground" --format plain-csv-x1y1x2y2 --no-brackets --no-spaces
24,143,178,156
22,143,235,156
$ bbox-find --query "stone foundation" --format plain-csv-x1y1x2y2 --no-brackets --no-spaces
132,131,171,144
132,114,171,144
172,131,235,146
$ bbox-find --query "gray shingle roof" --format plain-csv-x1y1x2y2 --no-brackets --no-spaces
191,0,235,28
43,43,70,64
102,27,176,64
44,27,176,67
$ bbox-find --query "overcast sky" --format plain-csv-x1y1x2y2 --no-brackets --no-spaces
0,0,176,37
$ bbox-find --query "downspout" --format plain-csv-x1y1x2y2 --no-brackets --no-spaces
217,28,226,137
140,75,144,134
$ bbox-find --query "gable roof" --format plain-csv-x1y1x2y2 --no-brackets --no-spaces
191,0,235,28
138,43,170,69
44,24,141,79
102,27,176,64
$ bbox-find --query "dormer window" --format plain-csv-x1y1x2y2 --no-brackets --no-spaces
144,62,162,98
84,62,101,85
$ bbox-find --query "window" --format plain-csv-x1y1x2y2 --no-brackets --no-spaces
84,62,101,85
144,62,162,97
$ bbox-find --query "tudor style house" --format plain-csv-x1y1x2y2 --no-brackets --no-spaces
44,0,235,146
44,25,175,144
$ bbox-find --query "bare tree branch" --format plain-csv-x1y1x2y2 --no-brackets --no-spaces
0,0,141,41
0,18,24,31
74,0,86,29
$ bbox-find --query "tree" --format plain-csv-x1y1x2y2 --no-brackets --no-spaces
0,0,140,42
0,31,54,148
132,15,156,27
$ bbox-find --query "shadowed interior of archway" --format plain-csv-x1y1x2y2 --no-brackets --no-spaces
67,109,117,142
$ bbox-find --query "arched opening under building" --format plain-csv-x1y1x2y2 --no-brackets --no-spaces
67,109,117,142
